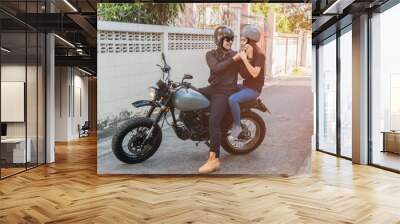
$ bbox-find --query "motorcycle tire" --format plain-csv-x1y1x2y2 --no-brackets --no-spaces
112,117,162,164
221,111,266,155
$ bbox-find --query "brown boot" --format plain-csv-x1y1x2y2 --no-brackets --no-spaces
198,152,220,174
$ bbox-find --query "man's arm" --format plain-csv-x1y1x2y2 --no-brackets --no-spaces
206,51,238,74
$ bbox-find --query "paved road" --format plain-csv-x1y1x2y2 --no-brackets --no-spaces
98,77,313,175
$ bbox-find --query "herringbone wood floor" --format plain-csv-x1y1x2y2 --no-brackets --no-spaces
1,135,400,224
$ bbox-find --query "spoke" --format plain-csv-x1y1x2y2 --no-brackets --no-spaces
120,126,155,157
227,117,260,151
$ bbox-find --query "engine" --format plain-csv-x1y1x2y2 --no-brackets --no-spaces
177,110,209,141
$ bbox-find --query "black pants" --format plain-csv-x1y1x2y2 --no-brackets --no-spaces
198,86,231,158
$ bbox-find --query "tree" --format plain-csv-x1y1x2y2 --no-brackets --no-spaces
97,3,185,25
283,4,312,33
250,3,311,34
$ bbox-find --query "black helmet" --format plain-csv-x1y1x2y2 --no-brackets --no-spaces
214,26,234,49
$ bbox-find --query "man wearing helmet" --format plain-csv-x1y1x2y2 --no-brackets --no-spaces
198,25,253,174
196,26,241,174
197,25,265,174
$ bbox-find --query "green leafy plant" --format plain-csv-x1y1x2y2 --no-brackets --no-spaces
292,67,303,76
98,3,185,25
250,3,311,34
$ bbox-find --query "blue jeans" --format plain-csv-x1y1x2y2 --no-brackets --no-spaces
228,85,260,127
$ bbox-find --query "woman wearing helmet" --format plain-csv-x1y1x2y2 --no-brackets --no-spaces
229,24,266,138
197,26,242,174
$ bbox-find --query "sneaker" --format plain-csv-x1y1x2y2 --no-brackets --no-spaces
231,125,242,138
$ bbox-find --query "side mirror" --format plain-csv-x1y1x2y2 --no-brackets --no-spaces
183,74,193,80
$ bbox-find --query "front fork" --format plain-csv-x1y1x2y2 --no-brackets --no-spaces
142,104,175,144
146,105,155,118
142,106,164,144
143,92,177,143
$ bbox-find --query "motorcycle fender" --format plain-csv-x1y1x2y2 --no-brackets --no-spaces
263,105,271,114
252,103,271,114
132,100,157,108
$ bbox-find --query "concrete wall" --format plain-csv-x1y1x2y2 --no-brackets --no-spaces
97,21,215,121
272,33,312,77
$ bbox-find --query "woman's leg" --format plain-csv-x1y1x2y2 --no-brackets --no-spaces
228,88,259,136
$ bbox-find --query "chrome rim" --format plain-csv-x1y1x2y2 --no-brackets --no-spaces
121,127,155,158
226,117,261,152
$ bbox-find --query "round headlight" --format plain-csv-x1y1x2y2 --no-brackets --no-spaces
148,86,157,100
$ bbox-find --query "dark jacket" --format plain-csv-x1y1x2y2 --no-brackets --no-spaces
205,48,255,94
205,49,239,94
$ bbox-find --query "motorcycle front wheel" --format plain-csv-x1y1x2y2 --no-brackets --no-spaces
221,111,266,155
112,117,162,164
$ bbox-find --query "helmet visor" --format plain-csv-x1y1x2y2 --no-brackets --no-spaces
223,37,234,43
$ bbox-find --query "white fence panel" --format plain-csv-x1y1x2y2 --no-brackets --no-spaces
98,21,215,121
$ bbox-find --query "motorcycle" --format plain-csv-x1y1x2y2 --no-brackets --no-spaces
112,53,270,164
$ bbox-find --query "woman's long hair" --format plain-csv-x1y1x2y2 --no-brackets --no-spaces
247,40,262,60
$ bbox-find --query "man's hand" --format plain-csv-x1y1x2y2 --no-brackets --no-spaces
232,52,241,61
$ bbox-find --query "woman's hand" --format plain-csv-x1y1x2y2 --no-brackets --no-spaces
239,50,247,61
244,44,253,59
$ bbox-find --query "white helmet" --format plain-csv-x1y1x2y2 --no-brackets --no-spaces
241,24,261,42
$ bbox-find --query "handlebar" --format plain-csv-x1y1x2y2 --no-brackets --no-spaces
170,81,198,92
184,82,199,91
157,53,199,92
161,53,167,64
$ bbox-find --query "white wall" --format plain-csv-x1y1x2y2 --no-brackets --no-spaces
1,65,39,138
72,73,89,138
55,67,89,141
55,67,68,141
1,65,26,140
1,63,46,164
97,21,214,121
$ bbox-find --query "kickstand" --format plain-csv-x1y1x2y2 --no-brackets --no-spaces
195,141,210,147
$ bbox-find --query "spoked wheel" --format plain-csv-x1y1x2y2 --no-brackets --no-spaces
221,111,266,155
112,117,162,164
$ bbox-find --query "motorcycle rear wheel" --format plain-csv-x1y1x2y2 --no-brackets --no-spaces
221,111,266,155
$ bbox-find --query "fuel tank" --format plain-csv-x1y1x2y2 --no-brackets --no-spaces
173,88,209,111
